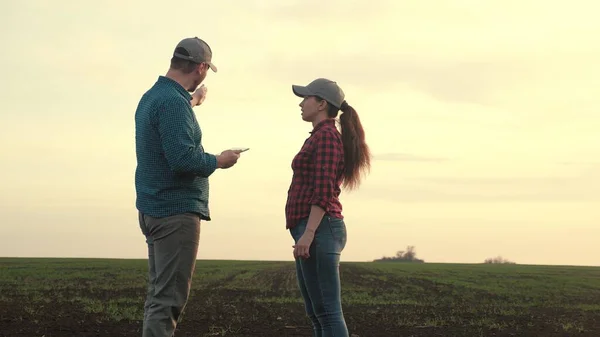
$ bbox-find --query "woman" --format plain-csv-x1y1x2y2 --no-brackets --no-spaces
285,78,371,337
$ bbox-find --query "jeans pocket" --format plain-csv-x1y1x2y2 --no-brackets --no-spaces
290,218,308,242
139,212,148,236
326,217,347,253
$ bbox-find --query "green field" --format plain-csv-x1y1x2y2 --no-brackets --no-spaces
1,258,599,336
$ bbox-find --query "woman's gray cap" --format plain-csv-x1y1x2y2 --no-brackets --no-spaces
292,78,345,109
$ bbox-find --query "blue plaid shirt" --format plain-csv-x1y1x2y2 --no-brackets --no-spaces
135,76,218,220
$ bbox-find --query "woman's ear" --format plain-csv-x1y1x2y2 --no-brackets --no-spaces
318,99,328,111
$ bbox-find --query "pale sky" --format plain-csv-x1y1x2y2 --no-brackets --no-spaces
1,0,598,266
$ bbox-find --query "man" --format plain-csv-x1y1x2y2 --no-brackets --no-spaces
134,36,241,337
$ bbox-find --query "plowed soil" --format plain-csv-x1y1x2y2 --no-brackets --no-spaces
1,258,599,337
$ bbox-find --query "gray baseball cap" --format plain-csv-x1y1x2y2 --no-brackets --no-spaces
292,78,345,109
173,37,217,72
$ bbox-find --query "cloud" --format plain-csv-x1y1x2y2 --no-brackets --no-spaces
419,177,566,186
558,161,600,167
230,1,600,106
362,184,600,203
240,0,389,21
358,168,600,203
256,53,531,104
374,153,449,163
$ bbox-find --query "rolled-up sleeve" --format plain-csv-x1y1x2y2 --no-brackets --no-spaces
309,130,343,211
156,98,217,177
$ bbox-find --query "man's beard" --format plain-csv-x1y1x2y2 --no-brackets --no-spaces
187,81,200,92
188,72,206,92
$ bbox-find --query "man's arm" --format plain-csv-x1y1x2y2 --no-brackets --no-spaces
156,97,218,177
190,95,203,107
190,84,207,107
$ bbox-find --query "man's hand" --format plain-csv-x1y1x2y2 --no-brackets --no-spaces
216,149,242,169
191,85,208,106
293,229,315,259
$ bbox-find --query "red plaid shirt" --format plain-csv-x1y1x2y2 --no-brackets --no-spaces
285,119,344,229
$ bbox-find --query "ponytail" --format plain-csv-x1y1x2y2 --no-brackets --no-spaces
338,101,371,190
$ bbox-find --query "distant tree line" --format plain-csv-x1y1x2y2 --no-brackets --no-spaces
484,256,516,264
373,246,424,263
373,247,517,265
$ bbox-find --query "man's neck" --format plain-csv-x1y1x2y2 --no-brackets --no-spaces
165,69,192,92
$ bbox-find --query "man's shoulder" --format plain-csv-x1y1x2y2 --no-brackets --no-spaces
139,86,190,114
157,94,192,117
147,81,182,101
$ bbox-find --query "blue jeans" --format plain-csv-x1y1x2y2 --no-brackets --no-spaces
289,216,349,337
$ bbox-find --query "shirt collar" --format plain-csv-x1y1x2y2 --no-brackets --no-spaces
157,76,192,101
310,118,336,134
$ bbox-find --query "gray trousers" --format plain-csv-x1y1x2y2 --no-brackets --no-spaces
138,212,201,337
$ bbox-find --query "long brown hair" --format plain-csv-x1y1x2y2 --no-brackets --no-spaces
320,98,371,190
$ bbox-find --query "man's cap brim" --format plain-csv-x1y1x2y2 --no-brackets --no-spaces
172,51,217,72
207,62,217,72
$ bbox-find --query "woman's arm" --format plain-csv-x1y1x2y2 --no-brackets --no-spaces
304,205,327,235
293,130,343,259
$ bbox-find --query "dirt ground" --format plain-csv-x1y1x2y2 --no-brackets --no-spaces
2,260,599,337
3,288,598,337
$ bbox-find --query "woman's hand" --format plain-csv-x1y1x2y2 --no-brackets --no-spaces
293,230,315,259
